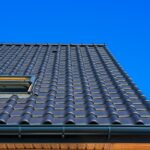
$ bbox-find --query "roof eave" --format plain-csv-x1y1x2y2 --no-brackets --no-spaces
0,125,150,143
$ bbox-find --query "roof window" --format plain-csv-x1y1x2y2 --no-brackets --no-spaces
0,76,35,94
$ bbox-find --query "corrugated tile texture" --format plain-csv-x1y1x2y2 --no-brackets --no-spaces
0,44,149,125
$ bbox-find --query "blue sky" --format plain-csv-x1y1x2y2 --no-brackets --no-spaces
0,0,150,98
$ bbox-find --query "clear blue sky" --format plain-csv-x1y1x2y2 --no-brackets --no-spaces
0,0,150,99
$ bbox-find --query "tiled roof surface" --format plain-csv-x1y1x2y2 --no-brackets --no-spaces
0,44,149,125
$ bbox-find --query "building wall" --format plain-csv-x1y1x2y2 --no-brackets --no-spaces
0,143,150,149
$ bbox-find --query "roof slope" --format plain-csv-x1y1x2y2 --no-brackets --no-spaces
0,43,149,126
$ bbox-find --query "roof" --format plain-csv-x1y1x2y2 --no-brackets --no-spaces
0,43,150,142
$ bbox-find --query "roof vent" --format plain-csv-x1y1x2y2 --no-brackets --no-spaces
52,50,57,53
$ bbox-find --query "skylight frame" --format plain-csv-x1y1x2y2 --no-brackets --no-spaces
0,75,36,94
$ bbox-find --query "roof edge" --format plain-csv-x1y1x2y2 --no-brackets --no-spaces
0,43,107,46
0,125,150,143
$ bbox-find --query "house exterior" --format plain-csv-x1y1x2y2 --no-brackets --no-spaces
0,43,149,149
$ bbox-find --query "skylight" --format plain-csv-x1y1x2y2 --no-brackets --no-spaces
0,76,35,94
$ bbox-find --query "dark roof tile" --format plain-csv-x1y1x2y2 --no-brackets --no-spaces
0,44,149,126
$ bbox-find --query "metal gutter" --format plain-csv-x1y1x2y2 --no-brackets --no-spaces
0,125,148,135
0,125,150,142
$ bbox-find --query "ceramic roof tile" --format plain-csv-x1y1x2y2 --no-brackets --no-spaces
0,43,149,125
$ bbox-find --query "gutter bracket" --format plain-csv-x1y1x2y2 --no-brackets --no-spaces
62,126,65,139
18,126,22,138
107,126,111,141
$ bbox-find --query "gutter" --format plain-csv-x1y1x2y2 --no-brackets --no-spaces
0,125,150,143
0,125,149,135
